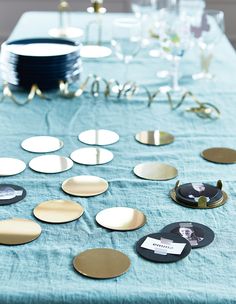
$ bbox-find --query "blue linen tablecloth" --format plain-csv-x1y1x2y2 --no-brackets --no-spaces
0,12,236,304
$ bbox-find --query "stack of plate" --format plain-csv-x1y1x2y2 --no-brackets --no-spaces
0,38,82,90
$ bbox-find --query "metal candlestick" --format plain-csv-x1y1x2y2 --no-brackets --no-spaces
49,0,84,39
80,0,112,58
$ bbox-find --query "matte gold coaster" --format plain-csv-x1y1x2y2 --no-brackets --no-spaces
78,129,119,146
134,162,178,181
201,147,236,164
62,176,108,197
70,147,113,165
96,207,146,231
73,248,130,279
135,130,174,146
0,218,41,245
29,155,73,174
0,158,26,176
33,199,84,224
21,136,64,153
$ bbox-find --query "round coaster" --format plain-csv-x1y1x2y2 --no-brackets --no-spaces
33,199,84,224
135,130,174,146
29,155,73,174
0,158,26,176
73,248,130,279
80,45,112,59
21,136,64,153
134,162,178,181
161,222,215,249
0,218,41,245
96,207,146,231
78,129,119,146
70,147,113,165
62,175,108,197
201,147,236,164
178,182,222,206
136,232,191,263
0,184,26,206
170,181,227,209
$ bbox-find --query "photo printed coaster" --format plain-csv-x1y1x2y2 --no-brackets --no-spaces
161,222,215,248
0,184,26,206
136,233,191,263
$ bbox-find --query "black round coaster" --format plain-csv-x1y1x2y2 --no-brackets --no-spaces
161,222,215,249
176,183,223,207
0,184,26,206
136,233,191,263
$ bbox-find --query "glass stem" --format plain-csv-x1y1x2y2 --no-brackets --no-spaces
200,50,213,75
124,59,130,84
172,57,180,91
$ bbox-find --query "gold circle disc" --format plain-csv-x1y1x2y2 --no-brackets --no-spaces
21,136,64,153
70,147,113,165
96,207,146,231
62,175,108,197
0,218,41,245
135,130,174,146
78,129,119,146
33,199,84,223
201,147,236,164
29,155,73,174
134,162,178,181
73,248,130,279
0,158,26,176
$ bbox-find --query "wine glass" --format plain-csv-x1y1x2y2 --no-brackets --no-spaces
111,18,141,84
158,16,191,92
149,0,178,79
192,10,225,80
131,0,157,47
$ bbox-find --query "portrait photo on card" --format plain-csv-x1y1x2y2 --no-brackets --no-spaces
171,226,204,246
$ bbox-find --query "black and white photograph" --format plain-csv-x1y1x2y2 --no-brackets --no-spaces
0,184,26,205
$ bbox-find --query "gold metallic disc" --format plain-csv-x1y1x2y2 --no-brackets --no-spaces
21,136,64,153
96,207,146,231
62,175,108,197
170,188,228,209
134,162,178,181
0,158,26,176
70,147,113,165
0,218,41,245
33,199,84,223
135,130,174,146
73,248,130,279
201,147,236,164
29,155,73,174
78,129,119,146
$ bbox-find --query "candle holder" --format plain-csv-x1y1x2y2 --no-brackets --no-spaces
49,0,84,39
80,0,112,58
